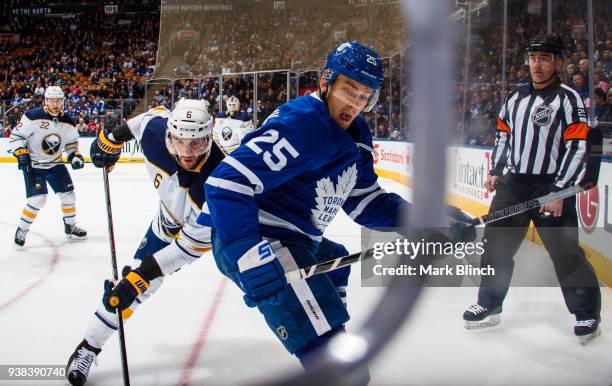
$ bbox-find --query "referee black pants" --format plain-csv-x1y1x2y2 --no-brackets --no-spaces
477,173,601,320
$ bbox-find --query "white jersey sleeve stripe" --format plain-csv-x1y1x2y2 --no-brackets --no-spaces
206,176,254,196
348,190,386,220
274,245,332,336
348,182,380,197
258,210,322,242
223,156,265,194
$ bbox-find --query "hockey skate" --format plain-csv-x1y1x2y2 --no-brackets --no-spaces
463,304,502,330
14,227,27,250
64,221,87,240
66,340,100,386
575,318,601,345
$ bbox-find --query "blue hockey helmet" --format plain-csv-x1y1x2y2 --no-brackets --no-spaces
324,41,384,112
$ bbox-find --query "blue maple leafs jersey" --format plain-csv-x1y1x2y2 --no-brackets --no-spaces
198,94,408,257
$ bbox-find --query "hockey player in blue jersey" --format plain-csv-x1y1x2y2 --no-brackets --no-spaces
198,41,472,382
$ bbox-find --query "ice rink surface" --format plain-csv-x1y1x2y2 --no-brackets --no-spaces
0,163,610,385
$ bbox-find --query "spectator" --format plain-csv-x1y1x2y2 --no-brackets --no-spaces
571,73,589,101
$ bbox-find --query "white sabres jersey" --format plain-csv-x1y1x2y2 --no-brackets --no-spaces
212,117,254,154
125,107,225,273
9,108,79,169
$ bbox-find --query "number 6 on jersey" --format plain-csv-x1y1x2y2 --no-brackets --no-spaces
245,129,299,171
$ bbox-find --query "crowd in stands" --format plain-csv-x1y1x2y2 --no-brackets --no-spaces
456,0,612,145
161,0,404,76
1,5,158,136
2,0,611,146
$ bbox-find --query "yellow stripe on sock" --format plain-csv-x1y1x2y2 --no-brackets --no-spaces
22,209,37,219
62,207,76,214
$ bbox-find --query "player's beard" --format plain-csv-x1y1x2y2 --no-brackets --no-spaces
178,151,209,171
179,156,197,170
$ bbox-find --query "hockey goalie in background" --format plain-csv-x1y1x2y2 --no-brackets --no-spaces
213,95,255,153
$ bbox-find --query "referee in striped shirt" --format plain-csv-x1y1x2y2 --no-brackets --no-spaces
463,35,601,343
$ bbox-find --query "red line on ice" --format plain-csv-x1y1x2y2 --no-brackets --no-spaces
0,226,60,312
176,277,228,386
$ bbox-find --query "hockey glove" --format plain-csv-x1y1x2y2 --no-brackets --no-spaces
230,239,287,306
13,148,31,172
67,151,85,170
103,256,163,313
447,205,476,242
90,129,122,169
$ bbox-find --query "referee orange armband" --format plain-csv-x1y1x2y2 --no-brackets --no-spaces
497,118,511,135
564,123,589,141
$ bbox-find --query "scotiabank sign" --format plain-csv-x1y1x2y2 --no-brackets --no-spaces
372,141,414,177
452,147,491,202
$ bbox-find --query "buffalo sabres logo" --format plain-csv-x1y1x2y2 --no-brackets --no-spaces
531,104,553,127
221,126,233,141
159,211,181,237
138,237,148,250
41,134,62,155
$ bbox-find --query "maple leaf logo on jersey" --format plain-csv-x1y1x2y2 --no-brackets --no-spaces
311,164,358,232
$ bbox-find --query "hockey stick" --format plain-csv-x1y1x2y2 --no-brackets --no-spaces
102,167,131,386
284,130,603,283
285,182,588,283
467,128,603,226
285,248,375,284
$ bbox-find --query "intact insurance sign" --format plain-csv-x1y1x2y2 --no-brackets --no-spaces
451,147,492,204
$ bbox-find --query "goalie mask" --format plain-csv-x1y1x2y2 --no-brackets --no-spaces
226,96,240,114
166,100,214,171
44,86,65,116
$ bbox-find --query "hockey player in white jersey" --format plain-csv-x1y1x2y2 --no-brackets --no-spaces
65,99,223,386
9,86,87,248
213,95,255,153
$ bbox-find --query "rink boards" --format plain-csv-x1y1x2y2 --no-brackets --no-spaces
1,137,610,285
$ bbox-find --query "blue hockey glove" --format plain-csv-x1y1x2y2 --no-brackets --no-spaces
67,151,85,170
447,205,476,242
229,239,287,306
90,129,122,169
13,148,31,172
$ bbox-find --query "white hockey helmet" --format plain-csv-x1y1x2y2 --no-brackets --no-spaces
44,86,65,100
166,98,214,170
226,96,240,114
44,86,65,116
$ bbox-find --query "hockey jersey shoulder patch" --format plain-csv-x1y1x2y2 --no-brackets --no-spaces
141,118,177,175
25,108,48,121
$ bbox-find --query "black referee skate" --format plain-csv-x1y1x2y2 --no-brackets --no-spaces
64,221,87,240
575,318,601,345
14,227,27,250
66,339,100,386
463,304,502,329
